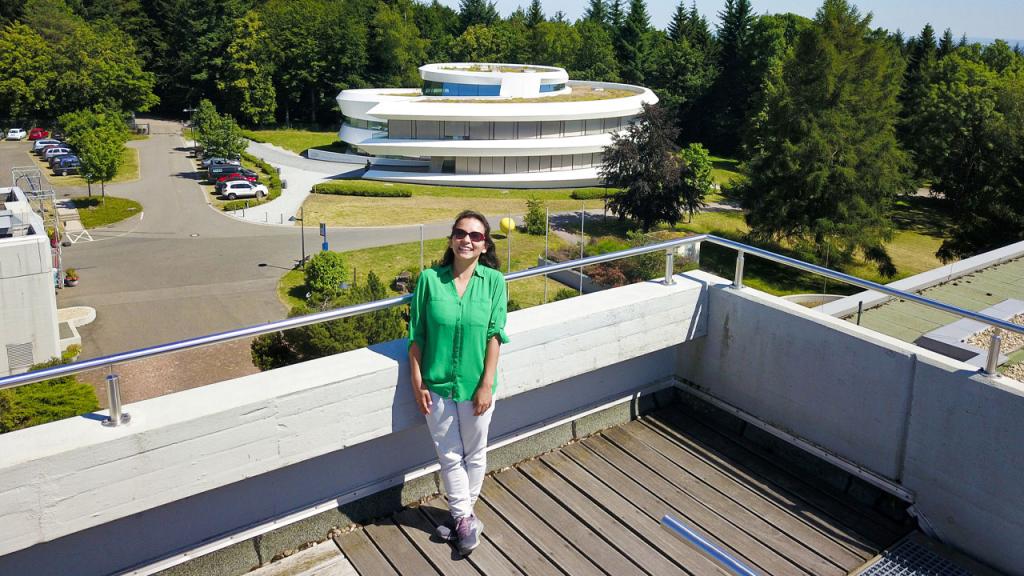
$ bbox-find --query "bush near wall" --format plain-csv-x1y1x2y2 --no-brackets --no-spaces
570,187,619,200
222,153,283,211
312,181,413,197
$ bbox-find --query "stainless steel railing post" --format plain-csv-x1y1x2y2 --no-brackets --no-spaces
733,250,745,289
984,330,1002,376
102,374,131,427
664,249,675,285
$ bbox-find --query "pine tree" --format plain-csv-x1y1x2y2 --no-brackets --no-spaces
667,1,686,42
526,0,544,28
608,0,623,30
583,0,607,26
618,0,649,84
938,27,955,58
700,0,755,153
458,0,498,31
740,0,910,276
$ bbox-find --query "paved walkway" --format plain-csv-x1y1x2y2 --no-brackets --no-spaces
222,141,364,225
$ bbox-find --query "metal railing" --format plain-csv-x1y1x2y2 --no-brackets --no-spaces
661,514,761,576
2,234,1022,426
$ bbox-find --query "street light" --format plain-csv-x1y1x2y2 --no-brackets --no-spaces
182,107,197,153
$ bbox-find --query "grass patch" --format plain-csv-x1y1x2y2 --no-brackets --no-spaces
241,128,339,154
279,231,571,310
69,196,142,228
302,193,607,227
709,155,742,186
43,147,139,188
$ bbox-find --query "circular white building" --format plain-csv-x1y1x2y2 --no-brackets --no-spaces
335,63,658,188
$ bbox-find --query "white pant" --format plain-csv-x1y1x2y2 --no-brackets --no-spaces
424,391,494,520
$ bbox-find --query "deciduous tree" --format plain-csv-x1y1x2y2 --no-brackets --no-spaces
0,23,58,120
218,11,276,125
601,103,690,231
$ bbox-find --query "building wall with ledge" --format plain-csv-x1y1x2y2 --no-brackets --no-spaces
676,274,1024,575
0,273,709,575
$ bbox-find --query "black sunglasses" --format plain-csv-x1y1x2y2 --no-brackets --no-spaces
452,228,486,242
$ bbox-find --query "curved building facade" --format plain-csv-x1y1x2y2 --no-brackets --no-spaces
336,63,658,188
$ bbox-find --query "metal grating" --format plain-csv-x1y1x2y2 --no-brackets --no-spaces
6,342,34,374
859,537,975,576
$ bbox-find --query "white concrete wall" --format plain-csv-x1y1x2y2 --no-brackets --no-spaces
0,273,709,572
677,276,1024,575
0,233,60,375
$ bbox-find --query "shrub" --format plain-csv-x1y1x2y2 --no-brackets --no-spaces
305,251,347,301
570,187,618,200
312,181,412,197
524,196,547,235
586,263,629,288
242,152,282,200
0,349,99,433
553,288,578,301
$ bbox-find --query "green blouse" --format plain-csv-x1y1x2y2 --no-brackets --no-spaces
409,263,510,401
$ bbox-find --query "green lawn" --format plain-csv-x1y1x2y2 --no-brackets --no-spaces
70,196,143,228
278,230,571,310
241,128,340,154
709,155,743,187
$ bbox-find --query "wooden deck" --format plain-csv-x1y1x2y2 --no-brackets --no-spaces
334,407,910,575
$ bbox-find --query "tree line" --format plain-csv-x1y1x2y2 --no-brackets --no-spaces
2,0,1022,260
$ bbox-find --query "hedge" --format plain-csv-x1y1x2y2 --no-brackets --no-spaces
242,152,282,200
570,187,618,200
312,181,412,197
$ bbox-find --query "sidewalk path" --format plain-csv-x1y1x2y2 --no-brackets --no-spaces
224,141,364,225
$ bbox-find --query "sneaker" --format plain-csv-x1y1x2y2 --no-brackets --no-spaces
455,514,483,556
434,514,456,542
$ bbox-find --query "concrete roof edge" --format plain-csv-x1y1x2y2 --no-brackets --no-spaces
816,239,1024,318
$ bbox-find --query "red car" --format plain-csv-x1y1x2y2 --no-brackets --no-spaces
28,128,50,140
215,169,258,184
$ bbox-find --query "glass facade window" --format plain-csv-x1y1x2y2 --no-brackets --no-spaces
539,83,566,93
343,116,388,132
423,80,500,97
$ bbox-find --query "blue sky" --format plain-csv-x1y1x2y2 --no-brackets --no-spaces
437,0,1023,43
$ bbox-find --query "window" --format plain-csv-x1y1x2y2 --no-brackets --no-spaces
517,122,539,139
469,122,491,140
564,120,584,137
467,157,481,174
456,156,468,173
539,155,552,171
415,120,440,140
541,121,562,138
424,81,501,97
444,121,467,139
573,154,591,168
586,119,603,135
539,83,565,92
389,120,412,139
604,117,621,132
528,156,540,172
493,122,514,140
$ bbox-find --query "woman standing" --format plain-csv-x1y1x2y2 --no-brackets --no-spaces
409,210,509,556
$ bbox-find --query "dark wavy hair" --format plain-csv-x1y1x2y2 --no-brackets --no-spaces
441,210,500,269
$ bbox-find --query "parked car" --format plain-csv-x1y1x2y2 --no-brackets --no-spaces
43,147,72,161
207,164,249,179
201,156,241,169
6,128,27,140
49,152,76,167
220,180,268,200
215,175,259,194
28,128,49,140
33,138,62,152
214,168,258,184
52,156,80,176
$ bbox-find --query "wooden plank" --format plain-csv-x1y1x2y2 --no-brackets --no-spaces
417,503,524,576
519,456,693,576
333,529,398,576
609,423,846,576
392,508,482,576
364,519,440,575
654,408,907,538
583,433,805,576
493,467,646,576
559,442,730,575
633,419,870,567
468,496,566,575
480,478,606,575
646,410,903,549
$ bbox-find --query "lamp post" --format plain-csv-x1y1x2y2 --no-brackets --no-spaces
182,107,197,153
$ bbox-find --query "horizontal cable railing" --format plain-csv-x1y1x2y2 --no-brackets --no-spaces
2,234,1021,424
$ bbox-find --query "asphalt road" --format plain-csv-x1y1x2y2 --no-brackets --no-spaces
1,121,455,360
